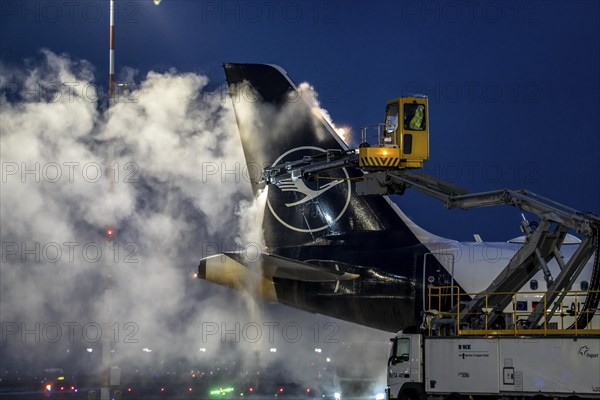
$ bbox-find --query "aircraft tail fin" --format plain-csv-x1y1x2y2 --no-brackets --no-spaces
224,63,438,250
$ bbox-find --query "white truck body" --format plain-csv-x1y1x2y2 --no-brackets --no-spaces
388,333,600,399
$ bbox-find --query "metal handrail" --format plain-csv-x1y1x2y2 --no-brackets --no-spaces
426,286,600,336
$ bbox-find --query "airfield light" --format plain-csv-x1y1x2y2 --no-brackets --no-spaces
58,376,65,381
314,348,322,353
210,387,235,396
46,384,52,391
279,388,284,393
153,0,162,5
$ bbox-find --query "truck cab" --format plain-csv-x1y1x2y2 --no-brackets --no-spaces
387,332,423,400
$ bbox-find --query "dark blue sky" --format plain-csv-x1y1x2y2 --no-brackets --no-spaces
2,0,599,241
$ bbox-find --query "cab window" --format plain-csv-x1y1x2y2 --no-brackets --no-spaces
404,103,426,131
385,103,399,134
391,338,410,363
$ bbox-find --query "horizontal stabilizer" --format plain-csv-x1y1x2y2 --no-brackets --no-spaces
225,252,359,282
198,252,359,285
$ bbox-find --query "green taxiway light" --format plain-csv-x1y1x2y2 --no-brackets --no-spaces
210,387,235,396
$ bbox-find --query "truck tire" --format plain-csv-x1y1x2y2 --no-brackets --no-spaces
398,384,425,400
398,390,418,400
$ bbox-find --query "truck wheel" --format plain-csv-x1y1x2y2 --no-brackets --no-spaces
396,392,408,400
399,390,419,400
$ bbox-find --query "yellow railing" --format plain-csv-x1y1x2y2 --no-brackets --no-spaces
426,286,600,336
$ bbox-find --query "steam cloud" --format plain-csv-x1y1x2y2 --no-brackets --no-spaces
298,82,350,145
0,50,388,387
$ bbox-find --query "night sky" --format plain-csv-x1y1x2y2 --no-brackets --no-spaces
2,0,598,241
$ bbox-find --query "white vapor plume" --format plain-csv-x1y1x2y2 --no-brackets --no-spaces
0,49,254,369
298,82,350,145
0,50,388,389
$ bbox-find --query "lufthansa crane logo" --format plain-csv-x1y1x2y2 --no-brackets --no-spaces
267,146,352,233
278,178,344,207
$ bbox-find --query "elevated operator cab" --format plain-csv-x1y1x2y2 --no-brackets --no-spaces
359,96,429,170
